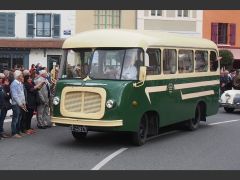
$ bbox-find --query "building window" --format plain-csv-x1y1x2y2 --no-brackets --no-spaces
177,10,189,17
95,10,120,29
36,14,51,37
150,10,163,16
0,13,15,37
27,13,61,38
211,23,236,45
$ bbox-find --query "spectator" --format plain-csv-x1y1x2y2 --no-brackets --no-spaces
0,76,11,139
34,70,52,129
10,70,26,138
233,69,240,90
22,75,44,134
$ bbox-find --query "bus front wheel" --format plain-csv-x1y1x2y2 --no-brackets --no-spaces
72,131,88,140
132,115,148,146
186,105,201,131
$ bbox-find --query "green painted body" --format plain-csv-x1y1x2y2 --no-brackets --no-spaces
53,75,219,132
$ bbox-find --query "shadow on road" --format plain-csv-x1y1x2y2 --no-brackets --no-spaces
54,122,214,149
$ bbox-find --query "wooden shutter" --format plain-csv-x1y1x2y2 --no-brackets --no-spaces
7,13,15,37
27,13,35,37
211,23,218,43
230,23,236,46
53,14,60,37
0,13,6,36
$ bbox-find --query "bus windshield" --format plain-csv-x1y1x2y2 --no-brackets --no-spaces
60,48,143,80
89,48,143,80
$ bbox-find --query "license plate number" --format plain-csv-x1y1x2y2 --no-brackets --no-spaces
71,125,87,133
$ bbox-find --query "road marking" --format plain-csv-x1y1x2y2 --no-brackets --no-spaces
208,119,240,126
91,147,128,170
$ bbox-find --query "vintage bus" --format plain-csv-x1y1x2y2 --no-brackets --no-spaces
51,29,220,146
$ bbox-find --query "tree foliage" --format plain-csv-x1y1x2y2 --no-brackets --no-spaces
219,50,234,70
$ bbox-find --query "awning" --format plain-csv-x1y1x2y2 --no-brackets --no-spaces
0,39,64,49
219,47,240,60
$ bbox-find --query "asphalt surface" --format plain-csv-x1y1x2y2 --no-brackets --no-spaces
1,108,240,170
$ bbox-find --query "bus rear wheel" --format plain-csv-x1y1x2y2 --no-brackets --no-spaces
224,107,235,113
186,105,201,131
72,131,88,140
132,115,148,146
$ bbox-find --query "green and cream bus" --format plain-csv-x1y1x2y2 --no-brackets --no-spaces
51,29,220,145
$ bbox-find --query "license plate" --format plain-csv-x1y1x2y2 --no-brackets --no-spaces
71,125,88,133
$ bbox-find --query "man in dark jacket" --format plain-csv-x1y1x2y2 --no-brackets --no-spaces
0,76,11,138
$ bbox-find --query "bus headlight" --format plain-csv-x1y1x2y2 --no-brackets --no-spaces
106,99,115,109
53,96,60,105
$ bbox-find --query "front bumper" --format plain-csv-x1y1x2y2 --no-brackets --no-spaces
51,116,123,127
220,103,240,108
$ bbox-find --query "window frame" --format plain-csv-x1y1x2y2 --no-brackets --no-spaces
0,12,15,37
36,13,52,37
146,48,161,75
163,49,177,75
194,50,209,73
178,49,194,74
95,10,121,29
150,10,163,17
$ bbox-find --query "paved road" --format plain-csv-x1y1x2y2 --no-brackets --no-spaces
1,108,240,170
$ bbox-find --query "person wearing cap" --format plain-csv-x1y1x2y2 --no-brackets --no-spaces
10,70,26,138
34,69,51,129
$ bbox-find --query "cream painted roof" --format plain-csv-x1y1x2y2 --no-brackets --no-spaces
62,29,218,50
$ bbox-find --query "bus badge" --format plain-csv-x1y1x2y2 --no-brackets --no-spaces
167,83,174,93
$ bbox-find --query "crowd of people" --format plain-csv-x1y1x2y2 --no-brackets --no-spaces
0,63,59,140
220,69,240,94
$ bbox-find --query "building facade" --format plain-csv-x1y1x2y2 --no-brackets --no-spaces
75,10,136,33
203,10,240,68
137,10,203,37
0,10,75,72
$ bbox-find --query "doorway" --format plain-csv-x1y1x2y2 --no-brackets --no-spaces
47,55,61,72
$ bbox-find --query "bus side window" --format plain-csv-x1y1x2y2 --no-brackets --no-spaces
195,50,208,72
210,51,218,71
178,50,194,73
146,48,161,75
163,49,177,74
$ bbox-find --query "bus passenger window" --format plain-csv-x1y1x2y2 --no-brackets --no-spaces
146,48,161,75
210,51,218,71
163,49,177,74
195,50,208,72
178,50,194,73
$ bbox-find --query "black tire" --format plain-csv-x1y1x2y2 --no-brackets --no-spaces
186,105,201,131
132,114,148,146
224,107,235,113
72,131,88,140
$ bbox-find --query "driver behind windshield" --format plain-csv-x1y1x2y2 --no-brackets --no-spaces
105,52,138,80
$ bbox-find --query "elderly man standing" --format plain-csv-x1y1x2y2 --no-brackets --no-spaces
10,70,27,138
34,69,51,129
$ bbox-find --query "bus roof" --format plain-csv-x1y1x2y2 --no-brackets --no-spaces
62,29,218,50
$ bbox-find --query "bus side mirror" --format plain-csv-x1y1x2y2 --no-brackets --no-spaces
133,66,146,88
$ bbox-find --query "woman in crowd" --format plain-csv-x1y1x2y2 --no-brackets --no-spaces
21,74,44,134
